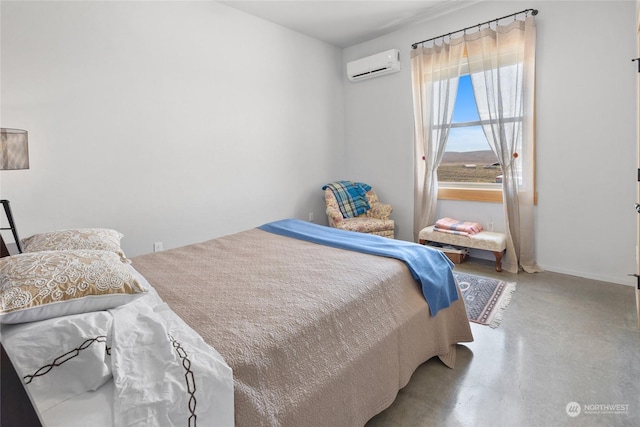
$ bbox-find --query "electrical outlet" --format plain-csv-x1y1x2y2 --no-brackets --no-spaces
153,242,163,252
308,212,314,222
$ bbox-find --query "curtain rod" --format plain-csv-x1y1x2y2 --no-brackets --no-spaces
411,8,538,49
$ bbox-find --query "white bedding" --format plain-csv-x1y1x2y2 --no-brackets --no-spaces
41,379,115,427
1,267,234,426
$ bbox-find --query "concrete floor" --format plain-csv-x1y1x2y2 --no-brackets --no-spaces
366,259,640,427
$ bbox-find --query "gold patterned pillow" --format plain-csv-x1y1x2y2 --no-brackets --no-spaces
0,250,147,324
22,228,128,261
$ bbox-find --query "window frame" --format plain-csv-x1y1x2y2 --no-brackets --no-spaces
436,66,536,205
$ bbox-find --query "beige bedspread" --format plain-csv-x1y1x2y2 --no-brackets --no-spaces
132,228,473,426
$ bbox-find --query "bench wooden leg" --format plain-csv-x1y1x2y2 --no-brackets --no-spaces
492,251,503,272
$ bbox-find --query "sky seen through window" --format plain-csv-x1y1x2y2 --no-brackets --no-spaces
447,74,487,153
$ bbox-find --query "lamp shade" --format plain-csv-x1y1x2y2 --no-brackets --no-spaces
0,128,29,170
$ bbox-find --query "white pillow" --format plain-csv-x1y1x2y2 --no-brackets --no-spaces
2,311,113,411
0,250,147,324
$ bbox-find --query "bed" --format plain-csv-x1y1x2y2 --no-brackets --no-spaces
0,220,473,426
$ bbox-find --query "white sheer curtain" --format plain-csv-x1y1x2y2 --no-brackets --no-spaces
410,38,465,240
464,16,540,273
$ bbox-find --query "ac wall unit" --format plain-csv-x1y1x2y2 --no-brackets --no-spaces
347,49,401,82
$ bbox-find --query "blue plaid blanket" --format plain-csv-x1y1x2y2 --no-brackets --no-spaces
258,219,459,316
322,181,372,218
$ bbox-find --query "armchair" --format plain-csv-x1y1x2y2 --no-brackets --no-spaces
324,186,394,238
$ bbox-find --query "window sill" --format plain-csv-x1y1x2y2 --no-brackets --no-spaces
438,187,538,204
438,187,503,203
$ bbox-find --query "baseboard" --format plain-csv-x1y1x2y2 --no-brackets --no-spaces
465,253,635,287
537,264,635,287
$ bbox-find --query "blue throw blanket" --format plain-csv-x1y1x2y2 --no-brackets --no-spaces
258,219,459,316
322,181,372,218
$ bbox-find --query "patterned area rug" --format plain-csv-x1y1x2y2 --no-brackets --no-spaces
454,272,516,328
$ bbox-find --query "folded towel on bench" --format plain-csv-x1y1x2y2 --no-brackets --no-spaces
434,217,483,236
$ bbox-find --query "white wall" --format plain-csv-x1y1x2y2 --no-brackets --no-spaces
1,1,344,256
343,1,637,285
3,0,636,286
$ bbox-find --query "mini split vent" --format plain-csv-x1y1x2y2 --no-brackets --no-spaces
347,49,401,82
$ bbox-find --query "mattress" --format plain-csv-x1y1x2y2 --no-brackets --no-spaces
132,226,473,426
1,223,473,426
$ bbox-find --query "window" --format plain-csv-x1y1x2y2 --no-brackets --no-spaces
437,74,501,186
437,70,526,203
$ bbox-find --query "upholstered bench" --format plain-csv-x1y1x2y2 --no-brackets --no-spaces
419,225,507,272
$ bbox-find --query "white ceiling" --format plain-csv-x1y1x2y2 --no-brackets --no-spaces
219,1,480,48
